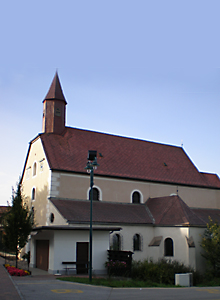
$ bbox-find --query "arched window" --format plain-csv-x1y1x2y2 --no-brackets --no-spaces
132,191,141,203
164,238,174,256
33,162,37,176
31,188,36,201
112,234,121,251
50,213,54,223
133,234,141,251
31,206,35,224
89,187,99,201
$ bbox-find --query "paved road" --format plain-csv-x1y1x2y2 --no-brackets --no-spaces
13,277,220,300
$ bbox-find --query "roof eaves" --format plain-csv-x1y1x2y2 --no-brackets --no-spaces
68,220,152,226
32,225,121,232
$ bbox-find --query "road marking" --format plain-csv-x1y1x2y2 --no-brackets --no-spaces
51,289,83,294
196,288,220,294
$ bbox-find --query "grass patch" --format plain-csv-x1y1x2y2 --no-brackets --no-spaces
58,276,220,287
196,277,220,287
57,276,176,288
57,259,220,288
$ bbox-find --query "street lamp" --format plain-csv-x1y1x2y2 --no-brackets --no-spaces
85,150,99,282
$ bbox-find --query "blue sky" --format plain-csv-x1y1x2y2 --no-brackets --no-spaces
0,1,220,205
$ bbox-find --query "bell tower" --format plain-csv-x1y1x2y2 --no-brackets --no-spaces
42,72,67,134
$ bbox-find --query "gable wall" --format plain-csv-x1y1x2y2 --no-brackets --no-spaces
21,138,51,226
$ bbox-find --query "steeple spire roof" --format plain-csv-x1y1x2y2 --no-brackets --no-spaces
43,72,67,104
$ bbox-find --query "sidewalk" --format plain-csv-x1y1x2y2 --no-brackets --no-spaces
0,257,22,300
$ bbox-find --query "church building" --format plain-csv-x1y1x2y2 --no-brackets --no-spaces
21,73,220,274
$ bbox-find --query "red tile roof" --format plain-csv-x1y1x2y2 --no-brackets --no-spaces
50,195,220,227
146,195,205,226
200,173,220,187
39,127,220,188
51,196,220,227
192,208,220,224
50,198,153,225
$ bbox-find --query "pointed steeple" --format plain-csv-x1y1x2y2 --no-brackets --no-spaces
42,72,67,134
43,72,67,104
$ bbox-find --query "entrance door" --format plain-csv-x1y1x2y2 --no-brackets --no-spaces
76,242,89,274
36,240,49,271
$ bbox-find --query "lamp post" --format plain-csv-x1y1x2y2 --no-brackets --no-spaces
85,150,99,282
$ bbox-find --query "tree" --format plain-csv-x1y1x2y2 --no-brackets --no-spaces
2,181,33,268
201,217,220,276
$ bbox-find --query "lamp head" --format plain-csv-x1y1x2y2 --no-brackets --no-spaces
87,150,97,161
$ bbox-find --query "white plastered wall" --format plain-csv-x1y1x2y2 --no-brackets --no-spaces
21,137,51,226
52,230,110,274
29,230,54,271
111,225,205,271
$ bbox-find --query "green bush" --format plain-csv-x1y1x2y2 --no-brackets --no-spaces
131,258,201,285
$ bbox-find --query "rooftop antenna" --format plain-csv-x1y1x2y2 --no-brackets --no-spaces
181,140,183,148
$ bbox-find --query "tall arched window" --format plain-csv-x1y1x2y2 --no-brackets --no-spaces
112,234,121,251
31,206,35,224
132,191,141,203
89,187,99,201
31,188,36,201
164,238,174,256
33,162,37,176
133,234,141,251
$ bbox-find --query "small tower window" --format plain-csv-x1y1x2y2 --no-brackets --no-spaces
55,107,61,116
164,238,174,257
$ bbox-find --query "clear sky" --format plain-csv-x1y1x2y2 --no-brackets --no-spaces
0,0,220,205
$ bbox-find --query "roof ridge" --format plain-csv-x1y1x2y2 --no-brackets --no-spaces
64,127,183,149
144,201,155,224
178,196,193,223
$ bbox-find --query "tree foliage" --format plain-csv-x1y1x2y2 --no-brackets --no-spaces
201,217,220,276
2,181,33,267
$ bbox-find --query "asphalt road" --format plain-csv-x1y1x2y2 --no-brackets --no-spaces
12,277,220,300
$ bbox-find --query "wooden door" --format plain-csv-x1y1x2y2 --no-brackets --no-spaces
76,242,89,274
36,240,49,271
